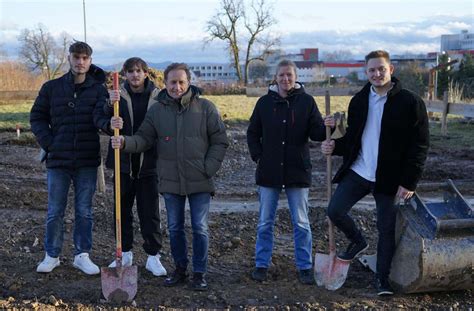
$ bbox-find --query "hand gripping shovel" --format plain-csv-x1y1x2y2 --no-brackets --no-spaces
101,72,138,302
314,91,350,290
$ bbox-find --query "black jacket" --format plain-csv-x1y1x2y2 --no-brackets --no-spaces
247,83,326,188
104,78,160,177
333,77,429,194
30,65,109,169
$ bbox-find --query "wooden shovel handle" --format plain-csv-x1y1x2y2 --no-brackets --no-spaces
112,72,123,266
325,91,336,253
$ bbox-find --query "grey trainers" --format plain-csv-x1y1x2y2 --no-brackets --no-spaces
251,267,268,282
338,238,369,261
298,268,315,285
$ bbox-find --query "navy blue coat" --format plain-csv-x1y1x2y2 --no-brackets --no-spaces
247,83,326,188
333,77,430,194
30,65,110,169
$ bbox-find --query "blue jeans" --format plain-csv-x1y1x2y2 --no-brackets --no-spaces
327,170,399,278
45,167,97,257
255,186,312,270
163,192,210,273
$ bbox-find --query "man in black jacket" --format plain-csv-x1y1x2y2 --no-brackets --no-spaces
30,41,110,275
321,50,429,295
105,57,166,277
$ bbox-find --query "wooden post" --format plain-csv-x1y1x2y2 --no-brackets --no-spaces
97,156,106,193
441,91,449,137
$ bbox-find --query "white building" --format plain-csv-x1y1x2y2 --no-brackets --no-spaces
441,30,474,51
188,63,238,84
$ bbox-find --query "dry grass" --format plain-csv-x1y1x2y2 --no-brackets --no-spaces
0,95,352,130
204,95,351,122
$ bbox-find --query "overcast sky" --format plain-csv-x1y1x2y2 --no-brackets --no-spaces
0,0,472,66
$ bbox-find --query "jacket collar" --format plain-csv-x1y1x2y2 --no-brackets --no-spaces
65,64,106,88
157,85,202,111
268,82,305,101
359,77,402,98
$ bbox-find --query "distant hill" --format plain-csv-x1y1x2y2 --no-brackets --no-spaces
98,61,173,71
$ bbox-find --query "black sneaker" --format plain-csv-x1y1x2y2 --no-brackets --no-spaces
164,267,188,287
298,268,315,285
375,277,394,296
251,267,268,282
190,272,208,291
338,238,368,261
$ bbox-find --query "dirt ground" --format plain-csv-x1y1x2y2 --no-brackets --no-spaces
0,123,473,310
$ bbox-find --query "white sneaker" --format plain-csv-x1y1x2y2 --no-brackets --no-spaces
146,254,167,276
108,251,133,268
73,253,100,275
36,253,60,273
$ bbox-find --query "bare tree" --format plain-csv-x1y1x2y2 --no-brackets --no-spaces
322,50,354,62
18,24,71,80
205,0,279,85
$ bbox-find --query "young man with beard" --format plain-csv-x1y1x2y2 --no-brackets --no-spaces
105,57,166,276
321,50,429,295
31,41,110,275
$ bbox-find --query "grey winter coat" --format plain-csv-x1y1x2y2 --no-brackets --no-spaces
123,85,229,195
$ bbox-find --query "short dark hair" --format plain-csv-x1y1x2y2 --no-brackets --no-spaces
365,50,390,63
164,63,191,81
122,57,149,73
69,41,93,56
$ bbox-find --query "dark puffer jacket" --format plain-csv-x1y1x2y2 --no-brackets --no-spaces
332,77,429,194
30,65,110,169
104,78,160,177
123,85,229,195
247,83,326,188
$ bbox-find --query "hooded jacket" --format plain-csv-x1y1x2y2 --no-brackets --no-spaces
247,82,326,188
104,78,160,177
30,64,109,169
332,77,429,194
123,85,229,195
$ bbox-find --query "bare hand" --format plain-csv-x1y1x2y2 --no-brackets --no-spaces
396,185,414,200
324,115,335,128
111,136,125,149
110,116,123,130
321,139,335,155
108,90,120,102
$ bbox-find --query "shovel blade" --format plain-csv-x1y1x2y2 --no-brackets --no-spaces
101,266,138,303
314,252,350,291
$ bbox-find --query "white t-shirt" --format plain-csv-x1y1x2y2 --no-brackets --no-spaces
350,85,392,182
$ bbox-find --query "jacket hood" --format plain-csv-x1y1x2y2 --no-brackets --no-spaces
268,82,305,100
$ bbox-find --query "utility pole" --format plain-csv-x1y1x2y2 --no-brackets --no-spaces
83,0,87,42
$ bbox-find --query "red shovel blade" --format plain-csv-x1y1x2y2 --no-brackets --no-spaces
101,265,138,302
314,251,350,290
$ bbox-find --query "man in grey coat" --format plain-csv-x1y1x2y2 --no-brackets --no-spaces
111,63,228,291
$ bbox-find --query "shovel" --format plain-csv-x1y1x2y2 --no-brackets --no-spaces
101,72,138,302
314,91,350,290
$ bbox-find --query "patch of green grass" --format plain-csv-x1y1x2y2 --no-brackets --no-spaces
0,101,33,130
204,95,351,123
429,119,474,151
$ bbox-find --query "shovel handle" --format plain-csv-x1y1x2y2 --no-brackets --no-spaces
325,91,336,253
112,72,122,267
